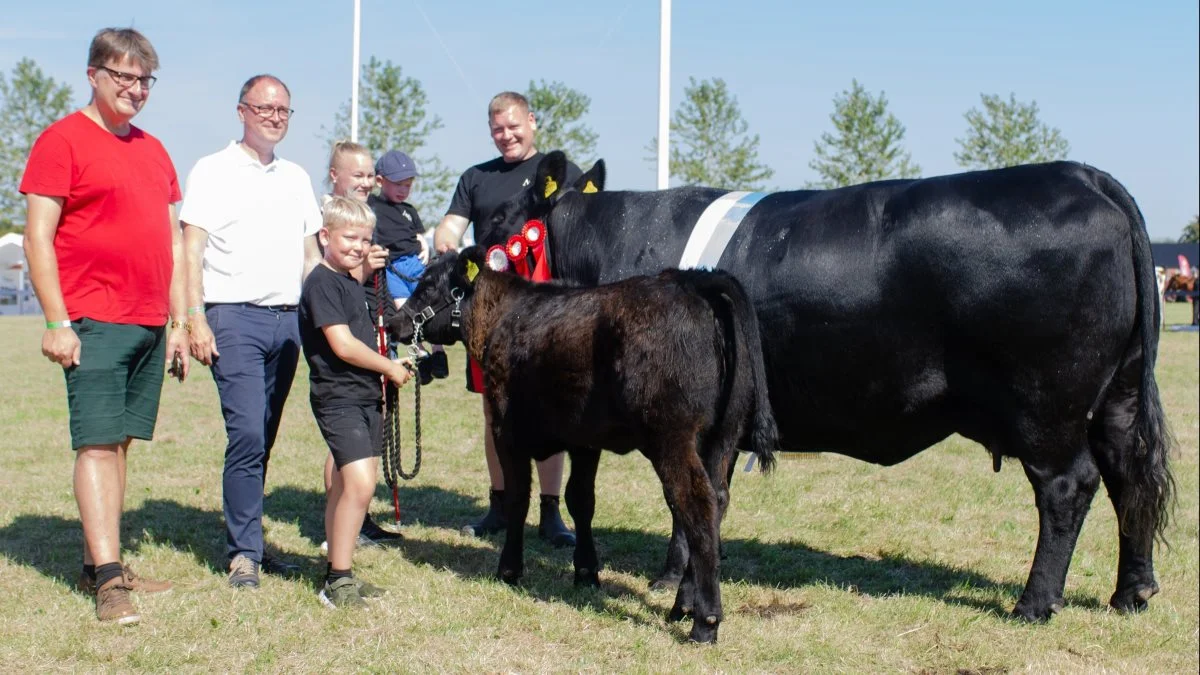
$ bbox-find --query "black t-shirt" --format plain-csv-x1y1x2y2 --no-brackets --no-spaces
300,264,382,405
369,194,423,259
446,152,582,245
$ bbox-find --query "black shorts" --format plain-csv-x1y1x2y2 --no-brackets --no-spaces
313,402,382,469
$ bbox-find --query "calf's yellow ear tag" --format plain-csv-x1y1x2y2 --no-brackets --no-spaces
465,260,480,283
543,176,558,198
582,180,598,194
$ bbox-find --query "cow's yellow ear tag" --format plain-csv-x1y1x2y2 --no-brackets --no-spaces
465,260,479,283
543,176,558,198
582,180,598,194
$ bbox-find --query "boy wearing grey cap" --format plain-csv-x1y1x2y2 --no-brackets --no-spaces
370,150,448,383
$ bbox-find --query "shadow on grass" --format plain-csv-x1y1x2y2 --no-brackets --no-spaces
0,487,1108,626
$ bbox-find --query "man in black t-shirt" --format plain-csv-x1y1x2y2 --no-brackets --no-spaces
433,91,580,547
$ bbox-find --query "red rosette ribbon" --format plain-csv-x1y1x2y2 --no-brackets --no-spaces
505,234,530,277
522,219,552,283
485,245,510,273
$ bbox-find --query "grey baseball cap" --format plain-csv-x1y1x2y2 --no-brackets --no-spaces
375,150,419,182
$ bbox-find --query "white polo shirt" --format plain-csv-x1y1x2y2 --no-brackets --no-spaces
180,141,322,306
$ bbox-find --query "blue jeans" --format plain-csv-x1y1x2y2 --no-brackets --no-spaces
385,254,426,299
207,303,301,563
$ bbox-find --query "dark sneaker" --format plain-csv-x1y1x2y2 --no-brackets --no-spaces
462,489,507,537
355,577,387,599
429,350,450,379
96,576,140,625
228,554,260,589
359,516,404,547
538,495,576,548
261,554,301,577
78,565,172,596
319,576,367,609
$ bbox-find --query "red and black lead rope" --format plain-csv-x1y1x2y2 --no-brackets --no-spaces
374,268,421,526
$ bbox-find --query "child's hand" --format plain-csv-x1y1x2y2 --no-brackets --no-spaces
364,244,388,272
388,358,415,387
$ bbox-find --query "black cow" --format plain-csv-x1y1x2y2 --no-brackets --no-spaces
392,246,778,643
463,151,1175,623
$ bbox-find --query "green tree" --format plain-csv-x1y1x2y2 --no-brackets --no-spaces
526,79,598,168
808,79,919,189
954,93,1070,169
0,58,74,225
325,57,455,220
650,76,774,190
1181,214,1199,244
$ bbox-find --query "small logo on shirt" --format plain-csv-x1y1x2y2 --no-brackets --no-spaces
402,210,412,222
522,178,531,188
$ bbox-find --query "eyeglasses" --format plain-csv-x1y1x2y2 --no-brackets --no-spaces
97,66,157,90
239,101,294,120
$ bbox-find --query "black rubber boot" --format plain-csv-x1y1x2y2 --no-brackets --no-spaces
462,489,507,537
538,495,576,548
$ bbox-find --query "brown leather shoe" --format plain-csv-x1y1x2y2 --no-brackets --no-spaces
96,576,140,625
78,565,173,595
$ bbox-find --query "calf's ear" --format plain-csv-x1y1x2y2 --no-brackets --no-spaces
457,245,487,286
575,159,606,194
534,151,569,203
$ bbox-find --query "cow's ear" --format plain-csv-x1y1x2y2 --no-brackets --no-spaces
534,151,569,203
574,159,606,194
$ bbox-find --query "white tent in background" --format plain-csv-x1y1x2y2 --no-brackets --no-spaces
0,232,24,288
0,232,38,315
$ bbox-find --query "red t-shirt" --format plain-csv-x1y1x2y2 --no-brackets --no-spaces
20,111,181,325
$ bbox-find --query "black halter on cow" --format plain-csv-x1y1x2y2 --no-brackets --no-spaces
458,151,1175,624
391,246,779,643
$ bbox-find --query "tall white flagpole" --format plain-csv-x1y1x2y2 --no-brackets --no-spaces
350,0,362,142
656,0,671,190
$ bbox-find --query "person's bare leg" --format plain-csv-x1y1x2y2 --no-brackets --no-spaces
326,458,378,571
75,443,125,567
324,452,335,493
536,453,563,496
483,400,504,488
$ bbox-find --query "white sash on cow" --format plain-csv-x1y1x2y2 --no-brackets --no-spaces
678,191,768,270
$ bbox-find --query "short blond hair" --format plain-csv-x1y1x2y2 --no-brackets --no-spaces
488,91,530,118
323,195,376,232
88,27,159,72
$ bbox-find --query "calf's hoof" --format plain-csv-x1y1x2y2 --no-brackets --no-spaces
497,567,522,586
1011,599,1062,623
687,618,719,644
1110,582,1159,613
650,574,681,592
574,567,601,588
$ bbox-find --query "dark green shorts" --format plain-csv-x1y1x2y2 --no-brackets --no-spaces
63,318,167,450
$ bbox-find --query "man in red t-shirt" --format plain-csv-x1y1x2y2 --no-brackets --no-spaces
20,27,187,626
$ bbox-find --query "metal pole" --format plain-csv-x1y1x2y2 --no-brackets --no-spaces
350,0,362,142
656,0,671,190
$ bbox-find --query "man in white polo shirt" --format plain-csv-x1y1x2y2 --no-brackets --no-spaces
180,74,320,588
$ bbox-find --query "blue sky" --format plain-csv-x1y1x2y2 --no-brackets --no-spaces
2,0,1197,240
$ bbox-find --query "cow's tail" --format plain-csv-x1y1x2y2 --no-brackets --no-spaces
1095,169,1175,546
689,269,779,473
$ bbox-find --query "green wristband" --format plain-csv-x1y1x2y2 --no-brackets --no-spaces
187,305,205,316
46,319,72,329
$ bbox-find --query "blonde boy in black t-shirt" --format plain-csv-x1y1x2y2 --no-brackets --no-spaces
300,196,414,609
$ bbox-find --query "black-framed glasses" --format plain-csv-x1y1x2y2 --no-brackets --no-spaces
97,66,156,90
239,100,294,120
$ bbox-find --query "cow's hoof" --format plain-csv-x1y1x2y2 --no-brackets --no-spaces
687,621,718,644
1110,582,1159,613
650,574,681,591
1012,599,1062,623
574,568,601,588
497,568,522,586
667,605,691,623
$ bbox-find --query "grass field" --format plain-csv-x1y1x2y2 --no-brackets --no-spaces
0,305,1196,673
